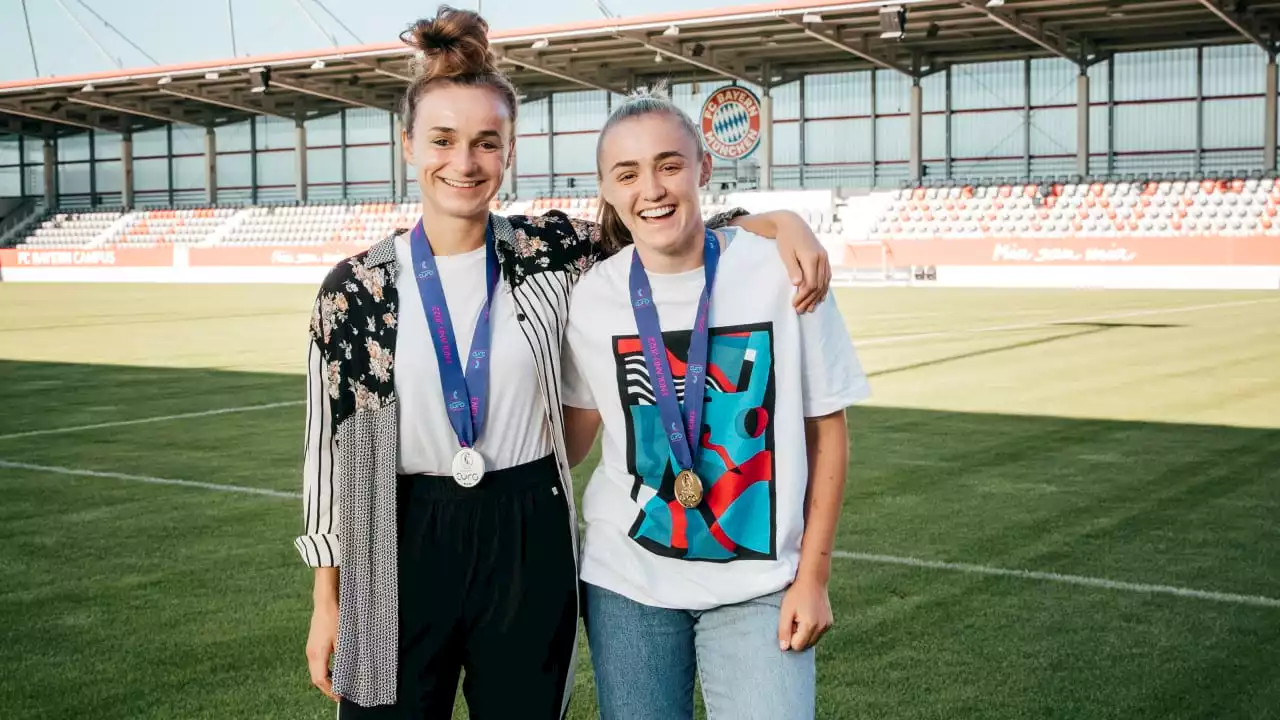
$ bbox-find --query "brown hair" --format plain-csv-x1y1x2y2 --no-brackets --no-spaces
596,82,706,253
398,5,519,137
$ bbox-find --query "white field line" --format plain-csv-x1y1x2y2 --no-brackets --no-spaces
0,459,300,499
857,298,1280,347
834,551,1280,609
0,401,304,441
5,457,1275,611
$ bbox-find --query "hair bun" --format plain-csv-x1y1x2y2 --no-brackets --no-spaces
626,80,673,102
401,5,496,80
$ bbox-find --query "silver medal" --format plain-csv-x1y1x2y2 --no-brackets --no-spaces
452,447,485,487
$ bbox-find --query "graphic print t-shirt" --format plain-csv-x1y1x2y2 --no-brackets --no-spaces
563,229,870,610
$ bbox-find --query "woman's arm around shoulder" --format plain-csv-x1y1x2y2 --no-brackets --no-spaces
727,210,832,313
504,207,831,309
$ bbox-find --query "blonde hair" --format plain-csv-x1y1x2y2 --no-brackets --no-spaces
595,83,706,253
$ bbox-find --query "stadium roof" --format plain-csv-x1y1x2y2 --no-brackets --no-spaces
3,0,1280,137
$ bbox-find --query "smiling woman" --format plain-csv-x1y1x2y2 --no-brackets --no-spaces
293,5,835,720
561,86,871,720
398,11,519,237
595,82,713,258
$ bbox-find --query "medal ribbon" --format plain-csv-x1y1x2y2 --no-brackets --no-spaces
629,228,720,475
410,218,499,450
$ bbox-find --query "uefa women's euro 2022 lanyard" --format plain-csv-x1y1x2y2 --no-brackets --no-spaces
629,228,720,509
410,219,499,487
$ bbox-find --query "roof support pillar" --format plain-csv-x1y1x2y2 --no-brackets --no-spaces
798,73,807,187
43,138,57,207
122,131,135,209
296,119,308,203
870,69,878,188
1266,54,1277,173
1195,46,1204,175
205,127,217,205
548,94,557,194
18,135,27,198
909,77,923,184
758,85,773,191
1077,69,1090,178
944,66,953,180
392,116,408,200
1023,58,1032,179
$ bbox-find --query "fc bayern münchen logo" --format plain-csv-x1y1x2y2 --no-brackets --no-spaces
700,86,762,161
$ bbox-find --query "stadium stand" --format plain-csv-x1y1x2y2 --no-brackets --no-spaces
517,194,734,222
527,195,599,221
9,172,1280,256
869,174,1280,240
19,210,125,248
113,207,237,246
4,0,1280,293
222,201,426,247
8,195,746,250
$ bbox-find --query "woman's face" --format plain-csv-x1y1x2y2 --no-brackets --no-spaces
597,112,713,257
402,82,514,221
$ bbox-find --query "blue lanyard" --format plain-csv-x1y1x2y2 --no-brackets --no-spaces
628,229,721,473
408,219,499,449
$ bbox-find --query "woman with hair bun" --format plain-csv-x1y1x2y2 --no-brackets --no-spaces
294,5,832,718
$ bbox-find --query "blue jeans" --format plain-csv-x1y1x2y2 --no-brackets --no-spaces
583,582,816,720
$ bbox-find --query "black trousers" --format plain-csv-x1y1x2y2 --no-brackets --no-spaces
339,454,578,720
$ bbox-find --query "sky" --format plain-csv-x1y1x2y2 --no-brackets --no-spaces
0,0,761,83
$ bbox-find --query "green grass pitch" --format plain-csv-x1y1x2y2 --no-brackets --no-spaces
0,282,1277,719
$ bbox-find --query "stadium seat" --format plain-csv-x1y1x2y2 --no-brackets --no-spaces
866,172,1277,242
17,210,125,248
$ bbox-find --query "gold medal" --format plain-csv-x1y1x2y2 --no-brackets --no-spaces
674,469,703,509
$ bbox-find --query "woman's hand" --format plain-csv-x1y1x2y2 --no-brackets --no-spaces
306,601,340,702
307,568,341,703
777,574,834,652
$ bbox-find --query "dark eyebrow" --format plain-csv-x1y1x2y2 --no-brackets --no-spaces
426,127,502,140
609,150,688,173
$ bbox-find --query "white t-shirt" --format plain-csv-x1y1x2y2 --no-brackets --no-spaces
394,232,552,474
563,229,870,610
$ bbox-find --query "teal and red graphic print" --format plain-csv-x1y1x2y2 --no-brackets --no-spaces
612,322,776,562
